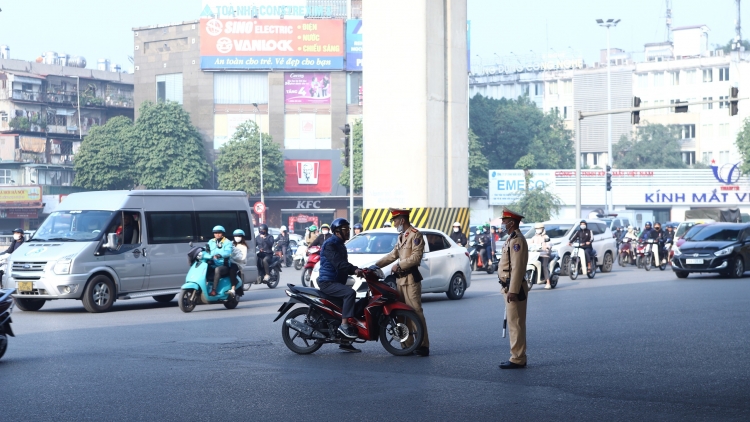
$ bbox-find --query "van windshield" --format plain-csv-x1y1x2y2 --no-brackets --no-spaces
33,210,115,242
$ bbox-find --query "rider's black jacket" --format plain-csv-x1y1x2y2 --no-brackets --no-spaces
310,233,333,248
3,238,23,254
648,229,664,242
570,228,593,247
257,234,274,254
276,232,289,247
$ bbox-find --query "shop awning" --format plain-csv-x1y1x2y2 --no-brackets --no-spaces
12,76,43,85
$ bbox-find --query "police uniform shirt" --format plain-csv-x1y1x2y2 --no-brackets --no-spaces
499,229,529,295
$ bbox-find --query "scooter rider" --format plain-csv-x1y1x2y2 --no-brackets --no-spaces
256,224,275,282
639,222,653,242
310,223,333,248
228,229,248,295
353,223,363,236
649,223,666,264
304,225,318,245
3,228,24,254
530,223,552,289
450,222,468,247
569,220,595,272
277,225,290,259
477,224,493,267
316,218,364,352
207,226,233,297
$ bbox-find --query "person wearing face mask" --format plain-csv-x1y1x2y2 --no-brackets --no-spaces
649,223,666,264
450,222,468,247
639,222,653,242
4,228,25,255
375,208,430,357
310,223,333,248
530,223,552,289
227,229,248,295
569,220,595,272
256,224,275,282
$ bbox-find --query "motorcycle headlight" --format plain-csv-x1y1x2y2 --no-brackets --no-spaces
714,247,733,257
53,259,72,275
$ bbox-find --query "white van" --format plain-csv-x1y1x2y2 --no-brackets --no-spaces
9,190,256,313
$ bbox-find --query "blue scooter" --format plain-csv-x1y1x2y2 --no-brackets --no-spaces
179,247,242,313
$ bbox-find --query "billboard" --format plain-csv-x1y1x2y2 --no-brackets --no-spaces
284,160,332,193
346,20,362,71
489,170,555,206
200,0,343,20
0,186,43,208
284,73,331,104
200,18,344,70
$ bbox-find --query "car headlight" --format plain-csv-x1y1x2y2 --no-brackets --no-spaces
672,245,681,256
714,247,733,257
53,259,72,275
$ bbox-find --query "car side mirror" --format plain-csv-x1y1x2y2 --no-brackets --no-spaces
104,233,118,249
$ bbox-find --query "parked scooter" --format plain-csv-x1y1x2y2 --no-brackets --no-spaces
643,239,669,271
178,246,243,313
569,242,597,279
526,244,561,289
0,288,14,360
301,245,321,287
293,242,308,270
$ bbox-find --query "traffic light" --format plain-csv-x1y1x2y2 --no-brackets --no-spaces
606,165,612,191
631,97,641,124
730,87,739,116
339,123,351,167
674,100,688,113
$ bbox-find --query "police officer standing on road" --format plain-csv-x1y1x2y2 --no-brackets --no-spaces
375,208,430,357
498,207,529,369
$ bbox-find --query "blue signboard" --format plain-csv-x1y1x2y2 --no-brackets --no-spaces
346,20,362,71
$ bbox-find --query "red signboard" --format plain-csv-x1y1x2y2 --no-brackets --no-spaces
288,214,319,233
283,160,332,193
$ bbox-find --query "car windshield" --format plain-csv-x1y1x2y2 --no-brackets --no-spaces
683,225,707,240
676,222,696,238
688,226,741,242
346,233,398,254
33,210,115,242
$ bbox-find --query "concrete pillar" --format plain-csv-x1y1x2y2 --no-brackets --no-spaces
268,72,285,147
363,0,468,209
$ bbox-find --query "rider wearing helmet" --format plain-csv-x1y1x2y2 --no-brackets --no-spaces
305,225,318,245
228,229,248,295
256,224,275,282
207,225,233,296
277,225,290,260
639,222,653,242
316,218,364,351
569,220,595,272
310,223,333,248
475,223,493,267
4,228,25,254
449,222,467,247
530,223,552,289
353,223,363,236
382,221,392,228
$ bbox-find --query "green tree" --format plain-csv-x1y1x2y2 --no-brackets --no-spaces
131,101,209,189
468,128,488,191
215,120,285,196
735,117,750,175
613,123,686,169
508,184,563,223
73,116,135,190
339,119,363,193
716,38,750,53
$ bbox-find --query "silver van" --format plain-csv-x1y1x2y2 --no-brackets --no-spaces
9,190,257,313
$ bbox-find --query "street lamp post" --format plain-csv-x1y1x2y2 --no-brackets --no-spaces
597,18,620,214
253,103,264,223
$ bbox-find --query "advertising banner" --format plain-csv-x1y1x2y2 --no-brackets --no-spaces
284,73,331,104
200,18,344,70
0,186,42,208
488,170,556,206
200,0,341,20
284,160,332,193
346,20,362,71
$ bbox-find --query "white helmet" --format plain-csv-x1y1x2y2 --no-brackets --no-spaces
453,222,461,227
280,225,287,231
535,223,544,229
383,221,392,227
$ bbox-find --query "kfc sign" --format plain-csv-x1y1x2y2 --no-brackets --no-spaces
297,161,319,185
284,160,332,193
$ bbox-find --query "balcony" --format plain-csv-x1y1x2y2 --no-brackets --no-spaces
11,90,43,102
105,93,134,108
46,90,78,106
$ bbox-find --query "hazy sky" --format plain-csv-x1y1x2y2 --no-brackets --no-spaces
0,0,744,71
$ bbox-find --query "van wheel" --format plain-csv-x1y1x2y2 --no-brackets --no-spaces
153,294,176,303
601,252,613,273
14,298,46,312
82,275,115,313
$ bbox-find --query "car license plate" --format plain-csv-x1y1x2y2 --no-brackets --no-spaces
686,258,703,264
17,281,33,292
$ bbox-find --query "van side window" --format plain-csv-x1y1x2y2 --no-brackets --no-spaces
590,223,604,235
238,211,252,239
146,212,196,244
196,211,239,242
623,219,630,227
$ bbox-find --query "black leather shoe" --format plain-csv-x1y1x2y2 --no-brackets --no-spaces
499,361,526,369
339,344,361,353
414,347,430,357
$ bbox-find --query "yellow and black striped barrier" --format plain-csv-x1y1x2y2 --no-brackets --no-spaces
362,207,470,236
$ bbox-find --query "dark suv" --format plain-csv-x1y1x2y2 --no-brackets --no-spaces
671,223,750,279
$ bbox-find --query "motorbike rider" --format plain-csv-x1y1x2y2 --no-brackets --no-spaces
569,220,595,272
277,225,290,260
353,223,363,236
304,225,318,245
476,224,493,267
450,222,468,247
639,222,653,242
228,229,248,295
649,223,666,264
310,223,333,248
530,223,552,289
256,224,275,282
623,226,638,242
3,228,24,254
207,226,233,297
316,218,364,352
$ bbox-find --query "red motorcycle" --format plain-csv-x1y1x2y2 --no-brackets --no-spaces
300,245,321,287
274,268,425,356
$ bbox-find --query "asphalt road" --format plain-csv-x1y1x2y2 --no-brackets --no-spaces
1,263,749,421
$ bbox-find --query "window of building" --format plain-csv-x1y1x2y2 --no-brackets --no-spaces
36,169,74,186
703,68,713,83
347,72,363,105
719,150,730,164
653,72,664,87
563,106,569,119
669,71,679,85
637,73,648,88
718,123,730,138
679,124,695,139
682,151,696,165
719,95,729,109
548,81,558,95
592,153,599,166
534,83,543,96
213,73,268,104
719,67,729,81
0,111,7,123
684,70,697,84
156,73,183,104
563,80,573,95
702,124,713,140
0,169,11,184
703,97,713,110
702,151,713,163
523,84,530,96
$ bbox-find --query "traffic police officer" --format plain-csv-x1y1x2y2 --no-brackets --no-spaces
498,207,529,369
375,208,430,357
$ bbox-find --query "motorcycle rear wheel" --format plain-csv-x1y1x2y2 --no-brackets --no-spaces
587,260,596,279
379,310,424,356
223,295,239,309
282,307,323,354
179,289,196,313
619,252,628,267
267,269,280,289
294,260,304,270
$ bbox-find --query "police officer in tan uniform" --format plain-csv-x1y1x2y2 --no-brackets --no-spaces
498,207,529,369
375,208,430,357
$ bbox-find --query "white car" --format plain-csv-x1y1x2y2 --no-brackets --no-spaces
310,228,471,300
529,219,617,275
254,227,303,248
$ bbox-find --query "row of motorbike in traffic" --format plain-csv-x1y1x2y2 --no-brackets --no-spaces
467,238,566,289
616,238,672,271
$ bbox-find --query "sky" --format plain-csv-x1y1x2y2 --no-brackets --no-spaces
0,0,744,72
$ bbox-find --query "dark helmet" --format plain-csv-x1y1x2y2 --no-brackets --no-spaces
580,220,587,225
12,228,24,235
330,218,350,235
645,221,652,227
258,224,268,234
353,223,363,230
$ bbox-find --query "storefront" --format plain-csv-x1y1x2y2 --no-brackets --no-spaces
257,197,362,236
0,186,43,233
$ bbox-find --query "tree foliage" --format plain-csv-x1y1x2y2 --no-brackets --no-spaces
73,116,135,190
131,101,209,189
339,119,363,193
613,123,686,169
468,128,488,191
215,120,285,196
735,117,750,175
508,181,563,223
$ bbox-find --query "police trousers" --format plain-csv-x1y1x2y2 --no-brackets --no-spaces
398,278,430,349
504,288,528,365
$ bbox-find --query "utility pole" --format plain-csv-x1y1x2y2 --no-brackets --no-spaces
253,103,264,223
597,18,620,213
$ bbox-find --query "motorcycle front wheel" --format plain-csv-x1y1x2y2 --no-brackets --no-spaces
301,268,312,287
379,310,424,356
281,307,323,355
644,253,652,271
0,333,7,360
570,257,579,280
179,289,196,313
294,260,304,270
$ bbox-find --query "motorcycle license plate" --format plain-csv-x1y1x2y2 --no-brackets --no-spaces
17,281,33,292
686,259,703,264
